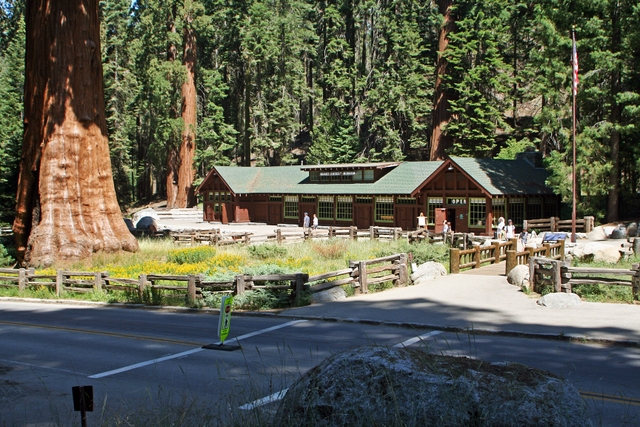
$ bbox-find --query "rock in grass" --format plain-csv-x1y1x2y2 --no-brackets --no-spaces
275,345,590,427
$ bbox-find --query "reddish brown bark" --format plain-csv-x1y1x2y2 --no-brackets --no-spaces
430,0,454,160
167,13,197,208
13,0,139,267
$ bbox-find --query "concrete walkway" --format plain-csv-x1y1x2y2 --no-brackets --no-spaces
281,272,640,345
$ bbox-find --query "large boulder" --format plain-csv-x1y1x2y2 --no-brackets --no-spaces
570,242,620,264
537,292,581,308
275,345,591,427
410,261,447,285
507,264,530,289
311,286,347,304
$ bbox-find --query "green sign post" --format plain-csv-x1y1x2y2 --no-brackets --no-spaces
217,295,233,344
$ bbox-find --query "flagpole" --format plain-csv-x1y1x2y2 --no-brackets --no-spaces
571,27,577,243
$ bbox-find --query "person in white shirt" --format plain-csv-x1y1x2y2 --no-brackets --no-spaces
505,219,516,239
496,217,505,240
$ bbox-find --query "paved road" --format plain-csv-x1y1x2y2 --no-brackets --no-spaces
1,301,639,426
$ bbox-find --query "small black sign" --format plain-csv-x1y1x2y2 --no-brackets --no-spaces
72,385,94,412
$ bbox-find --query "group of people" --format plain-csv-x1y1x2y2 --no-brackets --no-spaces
496,216,529,246
302,212,318,230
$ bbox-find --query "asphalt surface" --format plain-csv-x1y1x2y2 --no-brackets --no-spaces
281,271,640,346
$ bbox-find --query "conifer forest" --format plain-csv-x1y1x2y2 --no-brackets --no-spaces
0,0,639,224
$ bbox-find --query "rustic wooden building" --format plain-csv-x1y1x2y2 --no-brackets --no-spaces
196,157,558,235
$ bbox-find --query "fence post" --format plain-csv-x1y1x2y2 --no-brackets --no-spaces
369,226,375,240
474,245,481,269
632,264,639,301
550,216,557,232
523,220,528,232
235,275,245,295
56,270,64,296
393,228,400,240
395,254,409,286
244,233,250,244
529,257,537,292
191,234,196,246
505,251,516,275
584,216,594,233
559,239,566,260
293,273,307,305
492,241,501,264
94,272,103,291
276,228,282,244
187,275,197,305
18,268,26,292
633,238,640,256
358,261,368,293
544,243,551,258
450,248,460,274
349,226,356,240
552,260,562,292
139,273,148,300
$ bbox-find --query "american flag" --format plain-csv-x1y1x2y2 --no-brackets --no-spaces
572,32,579,96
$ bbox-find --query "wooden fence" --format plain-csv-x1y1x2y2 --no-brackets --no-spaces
449,238,565,275
523,216,595,233
529,257,640,300
170,226,406,247
449,239,514,274
0,254,408,306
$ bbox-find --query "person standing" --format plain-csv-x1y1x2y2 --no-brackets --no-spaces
496,217,505,240
303,212,310,230
312,213,318,230
417,212,426,229
505,219,516,239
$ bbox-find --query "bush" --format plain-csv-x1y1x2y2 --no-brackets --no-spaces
247,243,288,259
167,246,216,264
0,243,13,267
310,239,348,260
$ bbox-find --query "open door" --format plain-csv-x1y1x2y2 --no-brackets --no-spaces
435,208,447,232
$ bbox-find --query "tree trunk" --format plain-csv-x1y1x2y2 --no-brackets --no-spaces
176,23,197,207
13,0,138,267
430,0,454,160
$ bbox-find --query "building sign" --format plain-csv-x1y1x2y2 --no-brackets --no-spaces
319,171,355,176
447,197,467,206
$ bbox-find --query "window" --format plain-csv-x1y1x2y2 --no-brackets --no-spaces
544,197,557,217
301,195,316,203
468,198,486,227
336,196,353,221
214,192,219,201
508,198,525,227
269,195,282,202
364,170,374,181
284,196,298,218
310,171,319,181
527,198,542,219
331,173,341,181
353,170,363,181
318,196,334,220
492,198,505,225
396,197,416,205
208,192,214,201
375,197,394,222
320,174,330,182
427,198,443,225
356,196,372,204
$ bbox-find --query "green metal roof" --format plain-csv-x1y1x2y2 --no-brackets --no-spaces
202,158,552,197
449,157,553,196
211,162,443,195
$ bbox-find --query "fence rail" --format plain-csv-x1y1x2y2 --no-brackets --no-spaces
529,257,640,300
0,254,409,306
523,216,594,233
169,226,407,247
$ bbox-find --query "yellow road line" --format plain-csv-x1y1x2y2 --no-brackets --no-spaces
580,390,640,406
0,320,203,347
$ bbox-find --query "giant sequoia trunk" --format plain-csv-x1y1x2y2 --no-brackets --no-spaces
167,16,197,208
430,0,454,160
13,0,139,266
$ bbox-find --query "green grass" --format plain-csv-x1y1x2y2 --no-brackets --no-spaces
0,238,449,310
568,255,640,303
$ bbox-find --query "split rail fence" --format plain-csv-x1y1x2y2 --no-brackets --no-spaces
450,238,565,275
529,257,640,300
170,226,405,247
523,216,594,233
0,254,408,306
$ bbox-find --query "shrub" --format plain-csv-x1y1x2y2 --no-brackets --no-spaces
0,243,13,267
310,239,348,260
247,243,288,259
167,246,216,264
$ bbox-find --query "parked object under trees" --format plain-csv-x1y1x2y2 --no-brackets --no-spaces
12,0,138,267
